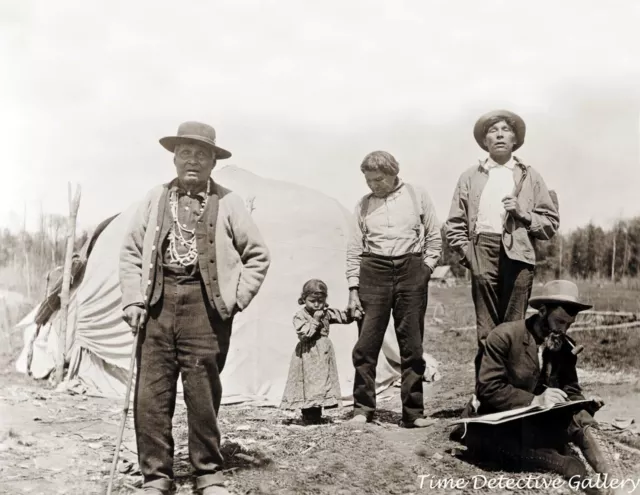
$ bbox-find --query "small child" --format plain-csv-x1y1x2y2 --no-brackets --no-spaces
280,279,357,424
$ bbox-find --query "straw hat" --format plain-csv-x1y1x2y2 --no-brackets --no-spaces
473,109,526,152
528,280,592,312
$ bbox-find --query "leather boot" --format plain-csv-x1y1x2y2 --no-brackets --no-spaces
509,448,608,495
573,427,627,495
471,436,607,495
574,426,611,474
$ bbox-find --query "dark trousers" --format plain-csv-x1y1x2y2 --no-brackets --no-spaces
133,269,232,491
462,410,596,489
353,253,430,423
468,233,534,381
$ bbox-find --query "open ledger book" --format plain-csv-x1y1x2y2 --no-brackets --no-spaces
450,399,596,426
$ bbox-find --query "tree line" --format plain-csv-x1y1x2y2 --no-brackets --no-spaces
1,212,639,302
0,214,88,300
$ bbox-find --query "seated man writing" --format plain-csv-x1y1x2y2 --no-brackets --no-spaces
450,280,621,495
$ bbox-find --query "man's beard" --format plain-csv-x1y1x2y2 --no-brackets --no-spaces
544,332,564,352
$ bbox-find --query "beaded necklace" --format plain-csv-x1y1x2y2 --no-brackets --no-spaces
167,180,211,266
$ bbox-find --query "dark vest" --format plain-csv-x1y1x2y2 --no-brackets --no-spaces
145,179,230,316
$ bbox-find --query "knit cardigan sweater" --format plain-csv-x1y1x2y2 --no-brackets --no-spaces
119,180,270,321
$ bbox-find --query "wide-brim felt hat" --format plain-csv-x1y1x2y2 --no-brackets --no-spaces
473,109,526,152
159,121,232,159
528,280,592,312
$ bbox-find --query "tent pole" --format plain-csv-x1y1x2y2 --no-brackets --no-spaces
54,183,81,386
26,324,41,376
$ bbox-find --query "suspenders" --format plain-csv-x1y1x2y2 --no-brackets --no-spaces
405,183,425,224
358,193,371,245
358,183,425,253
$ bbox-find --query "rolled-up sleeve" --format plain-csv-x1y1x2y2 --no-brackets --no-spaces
419,187,442,270
346,200,364,288
326,308,354,325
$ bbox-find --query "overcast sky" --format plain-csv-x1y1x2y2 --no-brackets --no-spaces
2,0,639,234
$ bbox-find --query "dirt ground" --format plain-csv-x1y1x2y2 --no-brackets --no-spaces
1,287,640,495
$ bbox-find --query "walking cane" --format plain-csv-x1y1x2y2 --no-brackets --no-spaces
106,321,142,495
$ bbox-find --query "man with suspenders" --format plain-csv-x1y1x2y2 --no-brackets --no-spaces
346,151,442,428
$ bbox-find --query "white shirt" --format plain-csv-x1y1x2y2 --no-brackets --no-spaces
538,344,544,372
476,157,516,234
346,181,442,288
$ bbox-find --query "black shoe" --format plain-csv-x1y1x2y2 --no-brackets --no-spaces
301,407,323,425
400,417,438,429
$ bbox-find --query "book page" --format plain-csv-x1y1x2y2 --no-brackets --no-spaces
450,399,596,426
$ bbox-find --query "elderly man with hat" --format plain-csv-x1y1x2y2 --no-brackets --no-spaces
449,281,621,495
119,122,271,495
445,110,560,384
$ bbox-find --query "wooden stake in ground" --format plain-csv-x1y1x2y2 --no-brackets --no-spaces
54,183,81,386
25,324,41,376
23,202,32,300
612,225,617,282
27,270,54,375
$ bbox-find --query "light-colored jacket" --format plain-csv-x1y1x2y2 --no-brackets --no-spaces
346,180,442,288
445,158,559,266
119,181,270,321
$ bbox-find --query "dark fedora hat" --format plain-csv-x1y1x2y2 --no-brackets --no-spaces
528,280,592,312
159,121,232,159
473,110,526,152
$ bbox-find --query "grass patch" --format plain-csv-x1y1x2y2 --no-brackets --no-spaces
575,328,640,371
428,282,640,375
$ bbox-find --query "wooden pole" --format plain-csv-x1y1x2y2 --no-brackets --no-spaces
106,332,139,495
623,228,629,278
28,270,54,376
23,202,32,300
39,202,45,278
558,235,563,278
54,183,81,386
611,228,616,282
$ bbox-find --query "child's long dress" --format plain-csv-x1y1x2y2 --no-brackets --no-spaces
280,308,352,410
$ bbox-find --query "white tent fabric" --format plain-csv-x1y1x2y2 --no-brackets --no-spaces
15,166,440,404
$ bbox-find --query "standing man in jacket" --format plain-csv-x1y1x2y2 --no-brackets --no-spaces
119,121,270,495
346,150,442,428
445,110,559,383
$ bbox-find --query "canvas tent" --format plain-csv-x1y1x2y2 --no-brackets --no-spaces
431,266,456,288
14,165,440,405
